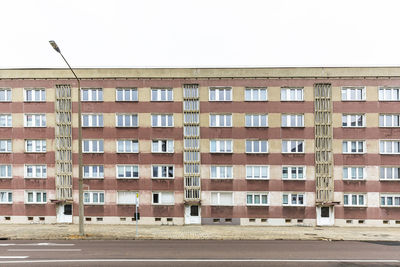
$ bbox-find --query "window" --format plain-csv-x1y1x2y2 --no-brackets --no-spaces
152,192,174,205
83,140,104,153
84,191,105,204
0,114,12,127
24,114,46,127
379,87,400,101
211,192,233,206
245,114,268,127
342,114,365,127
380,194,400,207
282,114,304,127
379,114,400,127
81,88,103,101
0,140,12,153
82,114,103,127
0,89,11,102
343,193,366,207
210,114,232,127
343,167,365,180
210,140,233,153
341,87,366,101
209,87,232,101
282,140,304,153
379,140,400,154
246,140,268,153
282,193,305,206
184,113,199,124
281,88,303,101
246,166,269,179
151,114,173,127
26,191,47,204
117,191,138,204
152,140,174,153
0,165,12,178
152,165,174,178
116,140,139,153
24,88,45,102
116,165,139,179
116,114,138,127
342,140,365,154
151,88,173,101
116,88,138,102
210,166,233,179
25,139,46,153
25,165,47,178
246,192,268,206
245,88,267,101
380,167,400,180
282,166,305,180
83,165,104,178
0,191,12,203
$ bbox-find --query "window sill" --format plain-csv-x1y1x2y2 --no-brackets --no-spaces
282,205,306,207
245,178,269,180
151,152,175,154
116,177,139,179
152,203,175,206
84,203,105,206
25,203,47,205
24,177,47,179
210,152,233,154
210,204,234,207
246,204,269,207
116,152,139,154
83,177,104,179
344,206,367,208
379,179,400,181
115,126,139,128
282,178,306,181
343,179,366,181
210,177,233,180
151,177,174,179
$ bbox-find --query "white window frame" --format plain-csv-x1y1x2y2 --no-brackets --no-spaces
282,166,305,180
82,140,104,153
245,114,268,127
245,88,267,101
0,191,12,204
115,114,138,127
0,140,12,153
211,192,234,206
379,114,400,127
342,114,365,127
210,166,233,179
379,140,400,154
0,165,12,178
24,114,46,127
24,165,47,178
281,114,304,127
25,139,46,153
151,88,173,101
246,192,269,206
24,88,46,102
116,165,139,179
116,140,139,153
282,140,304,153
210,140,233,153
209,114,232,127
0,88,11,102
84,191,105,205
282,193,305,206
342,140,366,154
379,87,400,101
152,165,174,179
246,165,269,180
184,113,200,124
152,140,174,153
343,193,367,207
83,165,104,179
209,87,232,101
280,88,304,101
151,114,174,127
82,114,104,127
0,114,12,127
379,167,400,181
152,191,175,205
245,140,268,154
117,191,138,205
343,167,365,180
341,87,366,101
380,194,400,207
81,88,103,102
25,191,47,204
116,88,138,102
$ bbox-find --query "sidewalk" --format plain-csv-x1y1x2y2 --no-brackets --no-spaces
0,224,399,241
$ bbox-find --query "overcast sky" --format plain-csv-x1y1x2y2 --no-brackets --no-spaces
1,0,399,68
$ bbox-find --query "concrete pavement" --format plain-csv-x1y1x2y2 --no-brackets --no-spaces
0,224,399,241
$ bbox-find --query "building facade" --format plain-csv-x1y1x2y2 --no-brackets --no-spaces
0,67,399,227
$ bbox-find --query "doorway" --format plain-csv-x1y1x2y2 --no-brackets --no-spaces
184,205,201,224
316,206,334,226
57,203,73,223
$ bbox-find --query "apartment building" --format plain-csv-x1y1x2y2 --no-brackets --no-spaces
0,67,399,227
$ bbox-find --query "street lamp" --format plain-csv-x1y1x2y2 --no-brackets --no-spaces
49,40,84,236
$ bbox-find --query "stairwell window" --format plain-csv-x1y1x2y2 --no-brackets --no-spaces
0,114,12,127
282,114,304,127
246,166,269,179
342,114,365,127
116,140,139,153
0,165,12,178
82,114,103,127
342,140,365,154
245,88,267,101
379,167,400,180
282,166,305,180
341,87,366,101
24,165,47,178
25,139,46,153
116,88,138,102
245,114,268,127
152,192,174,205
24,114,46,127
343,167,365,180
83,165,104,179
210,114,232,127
282,140,304,153
210,166,233,179
81,88,103,101
209,87,232,101
0,89,11,102
379,87,400,101
24,88,46,102
151,88,173,101
343,193,366,207
84,191,105,205
151,114,173,127
211,192,233,206
246,192,268,206
116,114,138,127
116,165,139,179
379,140,400,154
246,140,268,153
26,191,47,204
152,165,174,179
210,140,233,153
379,114,400,127
0,140,12,153
380,194,400,207
281,88,303,101
0,191,12,203
83,140,104,153
282,193,305,206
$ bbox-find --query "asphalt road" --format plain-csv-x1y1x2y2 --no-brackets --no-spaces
0,240,399,266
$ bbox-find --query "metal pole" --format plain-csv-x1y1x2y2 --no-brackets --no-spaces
135,203,138,238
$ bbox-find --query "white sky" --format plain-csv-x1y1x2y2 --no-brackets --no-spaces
1,0,399,68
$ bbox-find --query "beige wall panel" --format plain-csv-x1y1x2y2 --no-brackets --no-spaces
104,165,116,178
12,114,24,127
138,113,151,127
305,192,315,206
138,190,152,205
304,87,314,101
200,113,209,127
104,140,116,153
174,113,183,127
12,139,24,153
46,139,55,152
174,140,183,153
199,87,209,101
46,113,55,127
102,113,116,127
367,166,379,181
103,88,115,102
268,113,281,127
266,87,280,101
12,165,24,178
269,165,281,180
368,192,380,207
139,165,151,179
333,192,343,203
105,190,116,204
138,87,151,102
46,88,55,102
367,140,379,154
201,191,211,205
332,86,341,101
71,85,79,102
234,191,247,205
366,113,379,127
174,191,184,204
139,140,151,153
366,86,379,101
269,191,282,205
304,113,315,127
12,88,23,102
13,190,25,204
332,113,342,128
232,87,243,102
173,87,183,102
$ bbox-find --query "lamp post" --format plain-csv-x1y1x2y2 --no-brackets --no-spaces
49,40,84,236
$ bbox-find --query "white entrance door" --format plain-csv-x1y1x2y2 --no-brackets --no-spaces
316,206,334,226
184,205,201,224
57,204,73,223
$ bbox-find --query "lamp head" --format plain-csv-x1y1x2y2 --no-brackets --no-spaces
49,40,61,53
